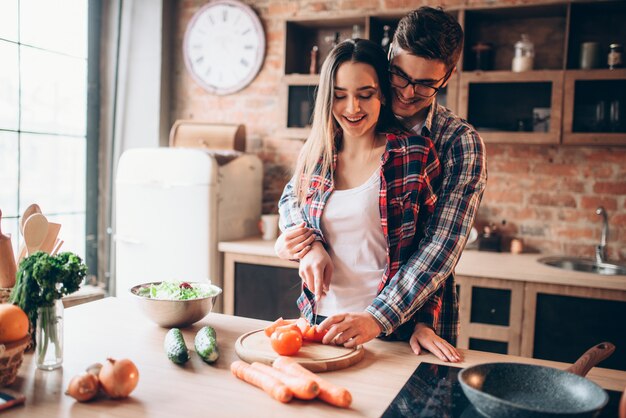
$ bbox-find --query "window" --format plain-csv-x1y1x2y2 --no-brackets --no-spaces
0,0,93,265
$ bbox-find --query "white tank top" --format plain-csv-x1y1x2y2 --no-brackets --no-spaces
318,169,387,316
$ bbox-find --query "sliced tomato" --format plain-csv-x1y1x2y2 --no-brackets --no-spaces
303,325,328,343
274,323,302,336
295,317,311,335
264,317,297,337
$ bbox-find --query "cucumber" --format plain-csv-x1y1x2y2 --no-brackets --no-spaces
164,328,189,364
195,326,219,363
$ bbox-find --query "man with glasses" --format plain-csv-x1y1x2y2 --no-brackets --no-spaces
379,7,486,359
276,7,487,362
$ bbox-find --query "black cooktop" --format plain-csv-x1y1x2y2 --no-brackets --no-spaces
381,363,621,418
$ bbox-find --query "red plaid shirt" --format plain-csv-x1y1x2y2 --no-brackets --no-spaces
279,132,442,340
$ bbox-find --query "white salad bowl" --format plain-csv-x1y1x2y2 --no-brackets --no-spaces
129,281,222,328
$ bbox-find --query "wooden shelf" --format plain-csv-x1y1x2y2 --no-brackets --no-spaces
562,68,626,145
278,1,626,146
460,69,564,83
463,4,568,72
459,70,563,144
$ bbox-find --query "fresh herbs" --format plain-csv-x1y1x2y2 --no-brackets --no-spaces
136,281,218,301
10,251,87,334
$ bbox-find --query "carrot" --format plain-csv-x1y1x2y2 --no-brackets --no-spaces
264,317,297,337
251,362,319,400
230,360,293,403
272,356,352,408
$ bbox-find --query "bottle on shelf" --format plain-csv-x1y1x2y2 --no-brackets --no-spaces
352,24,361,40
309,45,319,75
381,25,391,54
512,34,534,72
324,31,341,49
608,43,623,70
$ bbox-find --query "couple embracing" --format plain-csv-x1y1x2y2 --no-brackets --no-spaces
275,6,487,363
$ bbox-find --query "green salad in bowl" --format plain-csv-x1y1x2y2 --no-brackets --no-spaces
136,281,220,300
130,281,222,327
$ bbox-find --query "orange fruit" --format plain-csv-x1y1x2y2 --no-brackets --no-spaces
0,304,29,343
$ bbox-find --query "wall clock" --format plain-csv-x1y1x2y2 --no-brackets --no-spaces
183,0,265,95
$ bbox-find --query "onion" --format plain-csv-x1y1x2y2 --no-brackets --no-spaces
65,373,100,402
86,362,103,376
98,358,139,399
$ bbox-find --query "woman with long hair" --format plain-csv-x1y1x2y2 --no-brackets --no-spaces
278,38,461,362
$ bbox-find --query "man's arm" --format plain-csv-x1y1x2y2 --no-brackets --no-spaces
278,177,306,232
367,129,487,334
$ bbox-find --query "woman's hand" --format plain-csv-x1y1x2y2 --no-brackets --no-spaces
298,241,333,300
318,312,383,348
409,323,462,362
274,222,316,260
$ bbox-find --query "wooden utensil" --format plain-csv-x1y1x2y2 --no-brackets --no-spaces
20,204,41,234
0,209,18,288
51,239,64,256
39,222,61,254
23,213,48,256
235,329,365,373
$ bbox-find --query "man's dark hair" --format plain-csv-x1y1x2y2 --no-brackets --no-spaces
392,6,464,70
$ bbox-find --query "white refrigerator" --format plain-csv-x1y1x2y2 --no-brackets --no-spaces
114,147,262,311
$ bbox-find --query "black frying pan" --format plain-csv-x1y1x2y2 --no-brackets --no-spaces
459,342,615,418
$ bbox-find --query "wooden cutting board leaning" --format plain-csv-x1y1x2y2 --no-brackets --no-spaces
235,329,364,372
0,209,17,288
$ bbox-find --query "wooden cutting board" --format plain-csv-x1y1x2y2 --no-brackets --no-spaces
235,329,365,372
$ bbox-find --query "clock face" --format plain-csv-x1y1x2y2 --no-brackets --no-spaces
183,0,265,95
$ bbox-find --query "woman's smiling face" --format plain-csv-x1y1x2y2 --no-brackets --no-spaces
332,61,383,139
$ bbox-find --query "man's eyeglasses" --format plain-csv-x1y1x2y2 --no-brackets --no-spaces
388,67,454,98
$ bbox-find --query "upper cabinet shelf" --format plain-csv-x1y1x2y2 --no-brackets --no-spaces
284,15,368,76
459,71,563,144
280,3,626,145
462,4,568,72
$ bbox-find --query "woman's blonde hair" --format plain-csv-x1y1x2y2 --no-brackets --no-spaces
293,38,400,206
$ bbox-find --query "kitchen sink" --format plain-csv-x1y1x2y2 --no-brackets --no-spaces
538,256,626,276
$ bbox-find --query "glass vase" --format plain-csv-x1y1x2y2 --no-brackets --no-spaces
36,299,64,370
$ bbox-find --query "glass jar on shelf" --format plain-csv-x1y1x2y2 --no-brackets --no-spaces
512,34,534,72
608,43,623,70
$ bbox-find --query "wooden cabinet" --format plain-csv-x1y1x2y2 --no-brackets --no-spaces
457,276,525,355
459,1,626,145
562,69,626,145
221,251,301,318
280,1,626,145
458,70,563,144
458,275,626,371
233,262,301,321
521,283,626,371
279,11,459,139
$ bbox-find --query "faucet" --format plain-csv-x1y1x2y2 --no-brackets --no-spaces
595,206,608,264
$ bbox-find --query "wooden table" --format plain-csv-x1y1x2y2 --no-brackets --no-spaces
8,298,626,418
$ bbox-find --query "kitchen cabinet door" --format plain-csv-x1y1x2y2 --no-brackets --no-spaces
233,262,301,321
522,283,626,371
457,276,524,355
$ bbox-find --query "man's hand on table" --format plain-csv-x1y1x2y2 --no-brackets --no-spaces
410,323,462,363
274,222,315,260
318,312,383,348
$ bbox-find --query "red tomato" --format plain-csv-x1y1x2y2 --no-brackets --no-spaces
270,329,302,356
303,325,328,343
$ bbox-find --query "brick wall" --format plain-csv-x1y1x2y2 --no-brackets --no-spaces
171,0,626,261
